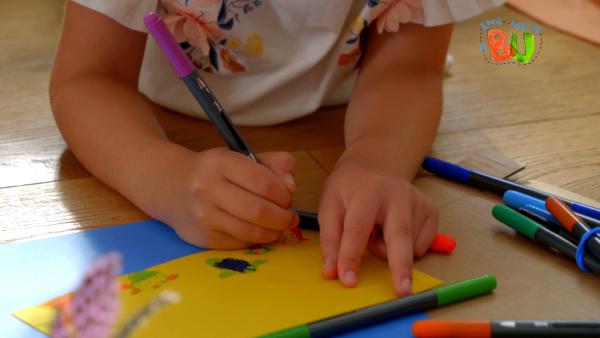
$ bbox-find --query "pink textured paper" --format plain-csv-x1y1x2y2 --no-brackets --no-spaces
507,0,600,45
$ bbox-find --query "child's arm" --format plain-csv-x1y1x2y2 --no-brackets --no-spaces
318,23,453,295
51,2,298,248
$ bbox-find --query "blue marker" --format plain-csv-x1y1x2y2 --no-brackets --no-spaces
422,157,600,222
503,190,600,229
503,191,558,222
503,191,577,243
522,205,559,224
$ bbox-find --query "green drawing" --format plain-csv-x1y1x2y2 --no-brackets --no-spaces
120,270,178,294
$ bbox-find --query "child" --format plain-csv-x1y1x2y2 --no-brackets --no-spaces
50,0,503,296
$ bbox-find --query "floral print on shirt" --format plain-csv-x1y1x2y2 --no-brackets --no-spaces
337,0,423,66
162,0,423,72
162,0,264,74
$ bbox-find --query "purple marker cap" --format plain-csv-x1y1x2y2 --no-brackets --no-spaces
144,12,195,77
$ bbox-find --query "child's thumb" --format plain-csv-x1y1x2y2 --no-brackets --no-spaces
257,151,296,192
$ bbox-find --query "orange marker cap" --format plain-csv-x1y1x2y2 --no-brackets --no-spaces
546,196,578,232
412,320,491,338
429,233,457,254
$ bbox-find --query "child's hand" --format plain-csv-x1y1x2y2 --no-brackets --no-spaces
318,146,439,296
163,148,299,249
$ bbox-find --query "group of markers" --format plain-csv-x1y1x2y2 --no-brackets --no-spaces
422,156,600,277
412,157,600,338
263,158,600,338
143,13,599,338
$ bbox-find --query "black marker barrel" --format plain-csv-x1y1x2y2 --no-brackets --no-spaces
262,275,497,338
493,320,600,337
516,208,578,245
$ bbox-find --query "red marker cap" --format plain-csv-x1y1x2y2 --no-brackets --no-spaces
546,196,579,232
413,320,490,338
429,233,456,254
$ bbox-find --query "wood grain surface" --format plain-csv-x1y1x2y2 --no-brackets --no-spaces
413,178,600,319
1,1,599,323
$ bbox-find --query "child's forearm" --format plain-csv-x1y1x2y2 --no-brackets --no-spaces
51,1,299,249
343,24,452,180
344,65,442,180
51,74,192,217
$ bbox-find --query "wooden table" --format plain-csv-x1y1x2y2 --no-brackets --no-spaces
1,0,599,326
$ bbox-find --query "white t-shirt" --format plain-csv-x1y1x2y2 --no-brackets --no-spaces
74,0,504,126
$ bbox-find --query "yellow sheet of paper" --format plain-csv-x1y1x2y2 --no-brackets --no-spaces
14,231,442,337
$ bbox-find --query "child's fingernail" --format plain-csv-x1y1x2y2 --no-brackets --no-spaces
399,278,412,295
322,258,337,279
283,173,296,192
344,271,358,287
324,258,336,270
290,212,299,227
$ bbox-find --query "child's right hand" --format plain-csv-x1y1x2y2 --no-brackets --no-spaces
51,2,299,251
161,148,299,249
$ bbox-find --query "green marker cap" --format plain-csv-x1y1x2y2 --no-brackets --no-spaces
492,204,540,240
259,324,310,338
435,274,496,306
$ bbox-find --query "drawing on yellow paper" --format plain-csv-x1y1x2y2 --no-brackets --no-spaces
14,230,442,338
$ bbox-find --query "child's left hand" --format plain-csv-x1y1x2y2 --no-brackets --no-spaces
317,142,439,296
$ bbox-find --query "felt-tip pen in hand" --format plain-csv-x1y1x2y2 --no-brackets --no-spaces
144,13,321,228
144,12,257,161
413,320,600,337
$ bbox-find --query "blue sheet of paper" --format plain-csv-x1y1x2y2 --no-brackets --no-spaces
0,220,425,338
334,312,428,338
0,220,202,338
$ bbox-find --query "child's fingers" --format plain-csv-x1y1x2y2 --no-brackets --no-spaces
337,195,378,288
383,200,414,296
205,230,254,249
318,190,345,280
205,230,253,249
209,206,282,244
176,226,251,250
257,151,297,192
367,234,387,260
211,180,299,231
222,151,293,208
413,201,439,257
257,151,296,175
